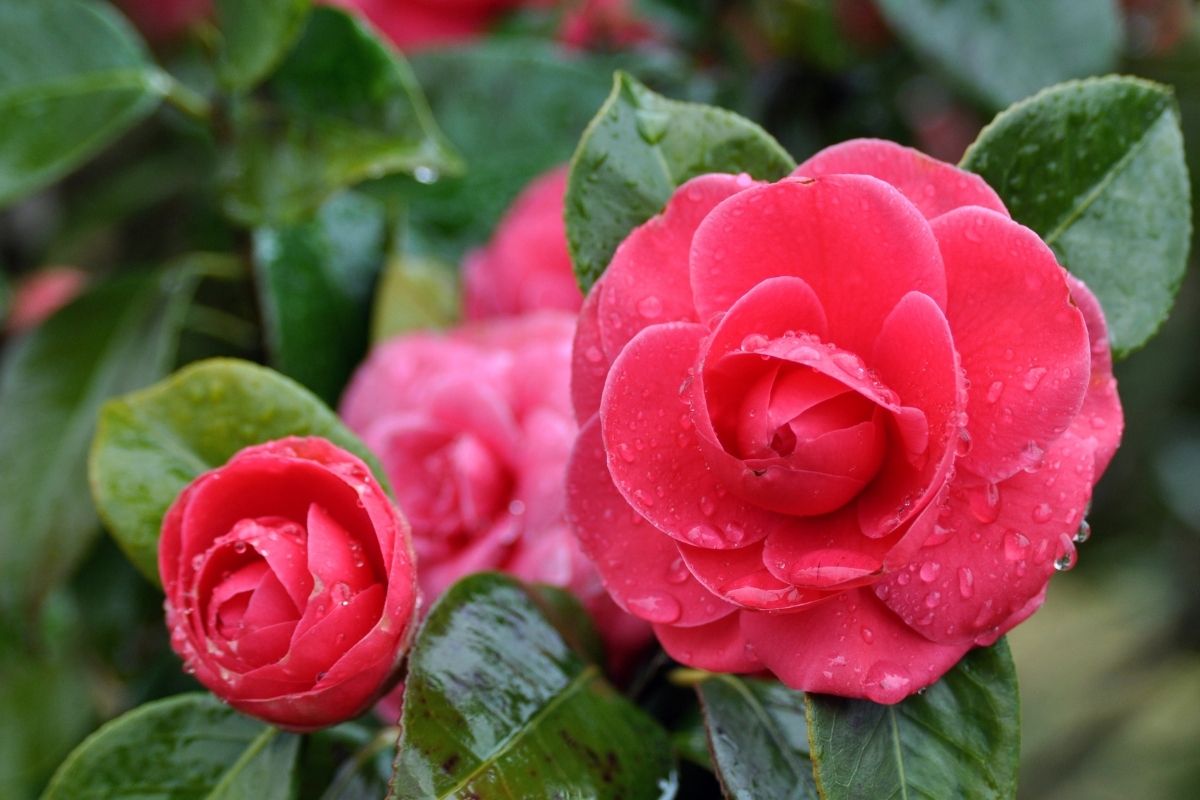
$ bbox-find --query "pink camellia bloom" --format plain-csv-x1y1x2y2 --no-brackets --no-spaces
159,437,418,730
114,0,212,43
322,0,540,51
568,138,1123,703
4,267,86,334
560,0,655,49
340,312,649,668
463,166,583,320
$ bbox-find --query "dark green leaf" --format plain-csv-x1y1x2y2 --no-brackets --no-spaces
0,270,198,622
42,693,299,800
391,573,678,799
0,0,165,206
806,639,1020,800
566,72,795,292
255,190,387,404
221,7,459,226
696,675,817,800
526,583,607,668
89,357,388,583
370,256,459,344
874,0,1120,109
216,0,311,91
961,76,1191,356
305,724,395,800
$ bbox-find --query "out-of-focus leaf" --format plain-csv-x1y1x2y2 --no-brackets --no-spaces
806,640,1020,800
962,76,1191,356
391,573,678,798
370,256,458,344
566,72,795,292
42,693,299,800
696,675,817,800
215,0,311,91
221,6,459,226
254,190,387,404
0,270,198,622
875,0,1120,109
89,357,388,583
304,724,395,800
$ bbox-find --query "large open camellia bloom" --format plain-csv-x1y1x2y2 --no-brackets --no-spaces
160,437,418,730
568,139,1123,703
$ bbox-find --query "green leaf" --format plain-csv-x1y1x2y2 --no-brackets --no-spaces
961,76,1192,356
42,693,299,800
696,675,818,800
89,357,388,583
254,190,388,404
221,6,460,226
391,573,678,798
566,72,795,292
216,0,311,92
370,256,459,344
0,0,166,206
0,270,198,622
874,0,1120,109
805,640,1020,800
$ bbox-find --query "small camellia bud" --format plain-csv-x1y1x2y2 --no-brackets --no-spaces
158,436,419,731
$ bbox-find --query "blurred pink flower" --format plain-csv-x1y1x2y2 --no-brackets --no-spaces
114,0,212,43
5,267,86,334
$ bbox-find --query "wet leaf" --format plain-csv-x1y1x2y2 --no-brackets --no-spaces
391,573,677,798
696,675,817,800
89,358,387,583
566,72,794,293
42,693,299,800
0,0,165,206
806,639,1019,800
962,76,1191,356
875,0,1119,109
0,270,198,622
215,0,311,91
369,255,459,344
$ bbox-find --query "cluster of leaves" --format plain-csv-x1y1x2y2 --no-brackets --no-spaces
1,0,1197,798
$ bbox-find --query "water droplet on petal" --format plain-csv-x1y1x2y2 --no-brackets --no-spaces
1032,503,1053,523
637,295,663,319
331,582,353,606
585,345,603,363
724,522,746,544
860,626,875,644
685,524,724,547
666,558,690,584
627,593,682,623
1054,533,1077,572
1074,519,1092,544
968,483,1001,523
864,661,913,704
924,591,941,608
919,562,941,582
1004,530,1030,561
616,443,636,463
958,567,975,598
741,333,769,351
698,496,715,517
1023,367,1048,391
986,381,1004,403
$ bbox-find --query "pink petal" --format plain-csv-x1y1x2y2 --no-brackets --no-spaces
598,173,755,356
600,322,786,549
876,432,1093,644
742,589,973,703
935,207,1090,482
278,584,386,684
762,507,886,589
572,282,610,423
1064,274,1123,478
242,569,301,630
654,611,762,673
795,138,1009,220
567,416,735,627
306,503,376,596
857,292,960,538
689,174,947,353
232,620,296,668
678,541,829,611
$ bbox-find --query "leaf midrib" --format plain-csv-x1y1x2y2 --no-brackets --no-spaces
0,67,161,108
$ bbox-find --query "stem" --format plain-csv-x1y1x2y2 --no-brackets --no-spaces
667,668,713,688
161,73,211,123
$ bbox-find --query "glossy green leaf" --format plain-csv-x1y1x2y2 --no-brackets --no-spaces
566,72,795,292
806,640,1020,800
874,0,1119,109
696,675,817,800
216,0,311,91
961,76,1191,356
391,573,678,798
89,357,387,583
0,0,166,206
222,6,459,226
370,256,459,344
254,190,387,404
43,693,299,800
0,270,198,622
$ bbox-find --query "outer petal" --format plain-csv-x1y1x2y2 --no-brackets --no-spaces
1065,274,1123,478
597,173,755,357
572,281,609,424
678,541,828,611
654,612,761,673
876,431,1093,645
742,589,973,703
690,174,947,353
795,138,1009,220
935,208,1090,482
568,416,735,627
601,322,788,548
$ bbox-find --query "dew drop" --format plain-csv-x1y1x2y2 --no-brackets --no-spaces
896,571,911,586
968,482,1001,523
958,567,975,598
616,443,636,463
698,495,715,517
860,626,875,644
1054,533,1077,572
741,333,769,351
1023,367,1048,391
724,522,746,544
986,381,1003,403
331,582,353,606
666,558,690,584
637,295,664,319
1032,503,1053,524
1004,530,1030,561
919,562,941,583
1073,519,1092,544
584,345,603,363
627,593,682,623
685,524,724,547
864,661,913,704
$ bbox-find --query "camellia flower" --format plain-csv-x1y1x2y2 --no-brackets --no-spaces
463,166,583,320
340,312,649,667
4,267,86,334
159,437,418,730
114,0,212,43
568,139,1123,703
322,0,539,51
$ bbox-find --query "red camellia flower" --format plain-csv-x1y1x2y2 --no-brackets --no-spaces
4,267,86,334
568,139,1123,703
114,0,212,43
341,312,649,666
160,437,418,730
323,0,543,51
